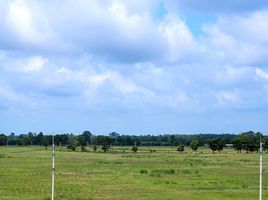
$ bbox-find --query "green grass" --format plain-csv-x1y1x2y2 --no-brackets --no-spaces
0,146,267,199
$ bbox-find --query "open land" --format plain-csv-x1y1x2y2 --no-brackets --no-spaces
0,146,267,200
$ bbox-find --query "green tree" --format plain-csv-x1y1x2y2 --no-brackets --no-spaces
28,132,35,145
81,146,87,152
0,134,7,146
232,135,243,153
36,132,44,145
97,136,112,152
78,131,92,146
42,136,49,150
232,131,261,153
67,144,76,151
93,145,97,152
207,138,224,153
132,146,138,152
177,145,184,152
190,139,200,151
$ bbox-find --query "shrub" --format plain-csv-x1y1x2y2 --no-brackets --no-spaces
190,139,200,151
101,144,110,152
150,169,176,177
93,145,97,152
177,145,184,152
67,144,76,151
81,146,87,152
132,146,138,153
140,169,148,174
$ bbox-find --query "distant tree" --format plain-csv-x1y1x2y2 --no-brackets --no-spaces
190,139,200,151
101,144,110,152
0,134,7,146
78,131,92,146
241,131,259,153
54,135,62,146
109,132,120,137
97,136,112,152
60,134,69,146
263,137,268,151
42,136,49,150
170,135,176,146
93,145,97,152
207,138,224,153
36,132,44,145
7,133,17,145
232,131,261,153
28,132,35,145
132,146,138,153
9,132,15,138
67,144,76,151
125,136,133,146
232,135,243,153
177,145,184,152
81,146,87,152
77,135,87,146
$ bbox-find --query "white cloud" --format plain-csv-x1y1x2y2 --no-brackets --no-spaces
214,65,255,85
0,84,18,101
214,90,240,105
7,0,39,43
202,11,268,65
1,1,268,132
21,56,47,73
256,68,268,80
159,14,197,62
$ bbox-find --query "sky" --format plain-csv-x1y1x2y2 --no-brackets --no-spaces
1,0,268,135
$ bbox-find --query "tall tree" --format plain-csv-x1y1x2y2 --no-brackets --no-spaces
190,139,200,151
207,138,224,153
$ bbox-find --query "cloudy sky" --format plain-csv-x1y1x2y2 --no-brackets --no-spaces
1,0,268,134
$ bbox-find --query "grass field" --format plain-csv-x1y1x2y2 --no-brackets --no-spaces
0,146,267,200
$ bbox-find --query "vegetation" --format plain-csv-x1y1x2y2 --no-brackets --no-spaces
98,136,112,152
93,145,97,152
67,144,76,151
81,146,87,152
190,139,200,151
132,146,138,152
0,131,266,154
177,145,184,152
0,131,237,147
232,131,261,153
0,146,267,200
207,138,224,153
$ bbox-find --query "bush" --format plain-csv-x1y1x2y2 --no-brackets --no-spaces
190,139,200,151
101,144,110,152
207,138,224,153
67,144,76,151
177,145,184,152
93,145,97,152
132,146,138,152
140,169,148,174
81,146,87,152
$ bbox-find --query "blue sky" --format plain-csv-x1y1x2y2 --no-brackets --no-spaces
1,0,268,135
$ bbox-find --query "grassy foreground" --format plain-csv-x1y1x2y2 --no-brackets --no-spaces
0,146,267,200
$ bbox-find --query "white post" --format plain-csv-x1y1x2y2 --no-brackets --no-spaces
260,135,262,200
52,135,55,200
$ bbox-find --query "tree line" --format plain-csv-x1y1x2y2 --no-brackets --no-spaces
0,130,266,153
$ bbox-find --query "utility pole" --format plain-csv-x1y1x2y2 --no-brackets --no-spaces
260,134,262,200
52,135,55,200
